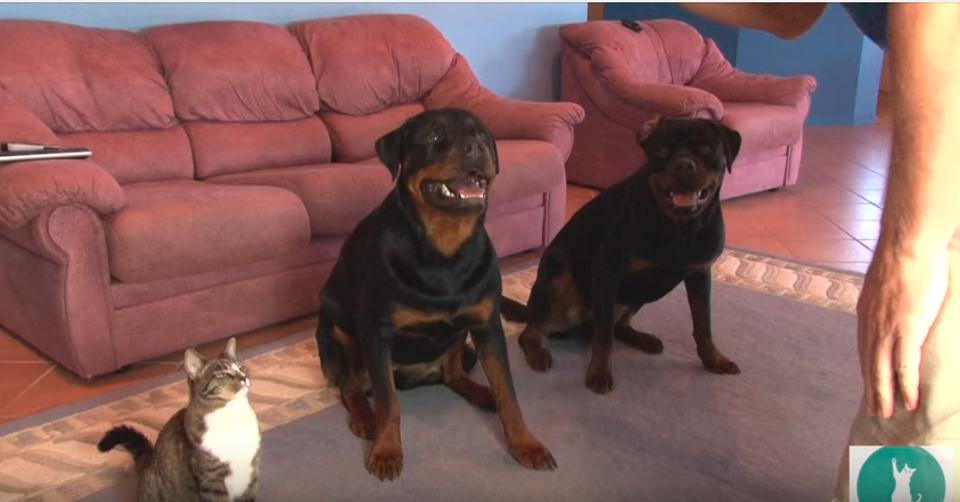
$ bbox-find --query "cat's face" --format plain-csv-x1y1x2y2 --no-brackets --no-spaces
183,338,251,403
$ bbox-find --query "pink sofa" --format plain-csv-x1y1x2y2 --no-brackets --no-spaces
0,15,584,378
560,19,816,198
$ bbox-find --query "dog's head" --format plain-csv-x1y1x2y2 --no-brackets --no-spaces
375,108,499,216
637,117,741,217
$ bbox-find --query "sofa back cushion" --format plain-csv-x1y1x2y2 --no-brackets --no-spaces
320,104,424,163
59,127,194,184
291,15,455,116
188,118,333,179
143,21,320,122
0,20,177,133
560,19,706,86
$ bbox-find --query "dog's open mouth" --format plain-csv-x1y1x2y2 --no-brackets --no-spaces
421,174,489,210
667,185,714,212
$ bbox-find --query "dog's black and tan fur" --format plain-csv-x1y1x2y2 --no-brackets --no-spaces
503,117,743,394
316,109,555,481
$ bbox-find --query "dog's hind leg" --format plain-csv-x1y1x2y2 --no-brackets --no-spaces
517,260,570,372
442,340,496,412
613,305,664,354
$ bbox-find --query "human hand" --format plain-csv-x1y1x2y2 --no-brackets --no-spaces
857,240,949,418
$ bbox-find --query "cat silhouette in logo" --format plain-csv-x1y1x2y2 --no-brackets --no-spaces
891,458,922,502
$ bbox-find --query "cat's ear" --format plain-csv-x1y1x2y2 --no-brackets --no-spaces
184,349,206,380
223,337,237,360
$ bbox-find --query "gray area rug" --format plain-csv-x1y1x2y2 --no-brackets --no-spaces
83,280,860,502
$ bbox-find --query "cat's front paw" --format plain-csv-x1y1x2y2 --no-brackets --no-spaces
367,442,403,481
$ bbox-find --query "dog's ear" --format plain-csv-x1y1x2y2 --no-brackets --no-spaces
713,122,741,173
375,126,406,180
488,135,500,174
636,116,662,147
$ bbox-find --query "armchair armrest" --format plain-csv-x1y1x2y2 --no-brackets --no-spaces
423,54,585,159
0,159,124,229
690,40,817,108
602,74,725,118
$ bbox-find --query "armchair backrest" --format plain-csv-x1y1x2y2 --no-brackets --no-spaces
560,19,710,86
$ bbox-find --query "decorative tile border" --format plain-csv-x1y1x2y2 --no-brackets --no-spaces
0,250,860,501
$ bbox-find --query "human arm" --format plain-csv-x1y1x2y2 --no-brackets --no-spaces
858,3,960,419
679,3,827,39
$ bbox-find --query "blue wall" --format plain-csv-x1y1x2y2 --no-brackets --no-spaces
0,3,586,102
606,3,885,126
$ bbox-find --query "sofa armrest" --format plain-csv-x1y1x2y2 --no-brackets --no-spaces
0,159,124,229
690,40,817,108
423,54,585,160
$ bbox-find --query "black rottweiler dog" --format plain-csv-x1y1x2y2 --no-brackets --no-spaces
316,109,556,481
502,117,742,394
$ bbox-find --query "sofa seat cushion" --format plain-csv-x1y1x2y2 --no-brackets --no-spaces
106,181,310,283
721,102,804,154
209,164,394,236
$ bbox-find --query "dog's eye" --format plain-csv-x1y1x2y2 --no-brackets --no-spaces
698,145,712,156
427,131,443,144
656,148,670,158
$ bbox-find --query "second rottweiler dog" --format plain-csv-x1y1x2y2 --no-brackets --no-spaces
502,117,742,394
316,109,556,481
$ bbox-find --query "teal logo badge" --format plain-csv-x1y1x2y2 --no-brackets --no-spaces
850,446,954,502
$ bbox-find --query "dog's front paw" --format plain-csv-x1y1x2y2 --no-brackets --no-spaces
584,365,614,394
367,442,403,481
701,353,741,375
509,439,557,471
522,345,553,372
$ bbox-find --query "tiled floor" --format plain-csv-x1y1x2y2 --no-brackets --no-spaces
0,115,891,425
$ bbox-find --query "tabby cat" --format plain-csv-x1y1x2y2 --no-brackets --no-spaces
98,338,261,502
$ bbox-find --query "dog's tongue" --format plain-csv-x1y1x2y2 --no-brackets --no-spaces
671,192,698,208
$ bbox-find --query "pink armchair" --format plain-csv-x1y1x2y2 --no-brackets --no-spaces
560,19,817,198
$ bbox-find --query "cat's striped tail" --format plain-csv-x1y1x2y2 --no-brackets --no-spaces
98,425,153,472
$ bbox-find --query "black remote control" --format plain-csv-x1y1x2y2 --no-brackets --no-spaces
621,19,643,32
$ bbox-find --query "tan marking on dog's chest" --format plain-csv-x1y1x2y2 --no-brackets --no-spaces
391,296,495,329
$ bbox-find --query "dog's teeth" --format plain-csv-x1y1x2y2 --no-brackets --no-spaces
440,184,454,198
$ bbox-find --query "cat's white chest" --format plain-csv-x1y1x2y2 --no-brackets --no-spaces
201,393,261,500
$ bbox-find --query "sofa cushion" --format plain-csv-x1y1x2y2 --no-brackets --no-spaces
321,103,425,162
106,181,310,283
209,163,394,236
291,15,455,115
186,117,333,179
721,102,804,153
59,127,194,184
144,21,319,122
0,20,176,132
210,139,565,237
